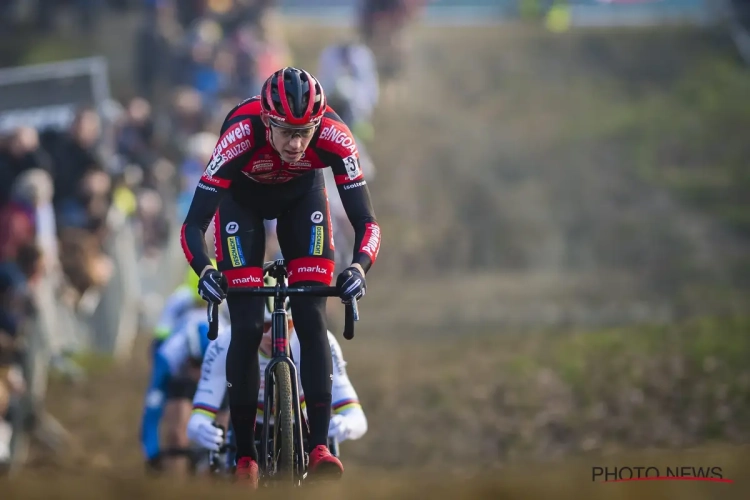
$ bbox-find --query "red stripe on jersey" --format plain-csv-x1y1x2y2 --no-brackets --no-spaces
200,174,231,188
324,187,335,250
180,224,193,263
287,257,335,285
335,174,365,185
213,211,223,263
359,222,381,263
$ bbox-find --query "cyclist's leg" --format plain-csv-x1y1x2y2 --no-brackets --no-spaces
276,185,335,450
163,376,197,475
214,196,266,463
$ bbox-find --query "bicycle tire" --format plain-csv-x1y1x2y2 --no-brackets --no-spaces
273,362,295,482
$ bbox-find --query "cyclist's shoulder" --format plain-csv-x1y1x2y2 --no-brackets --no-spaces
224,96,263,121
213,97,266,161
312,107,358,159
219,96,265,137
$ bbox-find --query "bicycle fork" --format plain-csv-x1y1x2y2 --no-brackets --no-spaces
260,308,306,478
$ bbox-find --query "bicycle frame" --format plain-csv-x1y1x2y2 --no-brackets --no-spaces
205,259,359,483
259,282,306,478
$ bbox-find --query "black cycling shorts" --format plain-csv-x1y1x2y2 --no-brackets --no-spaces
166,376,198,401
213,172,336,286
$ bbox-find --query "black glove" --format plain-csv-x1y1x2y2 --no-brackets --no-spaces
336,266,366,303
198,269,228,304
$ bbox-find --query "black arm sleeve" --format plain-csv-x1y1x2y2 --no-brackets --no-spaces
180,112,255,276
320,150,380,273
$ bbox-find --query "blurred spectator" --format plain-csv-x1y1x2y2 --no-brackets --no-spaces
135,188,170,257
360,0,427,97
181,18,227,107
79,170,114,235
317,39,379,141
136,0,184,100
0,127,53,207
0,173,42,288
58,227,113,300
182,131,217,187
35,0,102,33
116,97,158,173
45,107,106,214
7,169,59,277
0,273,26,461
166,87,209,160
253,7,292,80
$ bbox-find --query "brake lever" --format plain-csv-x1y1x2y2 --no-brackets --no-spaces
207,302,219,340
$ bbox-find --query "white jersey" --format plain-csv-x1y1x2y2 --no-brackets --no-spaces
193,330,361,422
153,286,195,340
154,286,230,341
155,308,231,376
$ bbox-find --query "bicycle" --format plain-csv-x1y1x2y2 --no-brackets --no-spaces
206,259,358,486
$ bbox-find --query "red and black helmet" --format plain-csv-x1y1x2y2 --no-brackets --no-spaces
261,67,327,128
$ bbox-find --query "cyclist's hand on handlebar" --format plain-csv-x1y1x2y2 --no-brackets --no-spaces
336,266,366,303
198,269,228,304
187,413,224,452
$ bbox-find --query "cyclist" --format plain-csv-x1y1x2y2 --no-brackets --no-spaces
187,277,367,461
140,307,228,473
151,260,219,354
181,67,381,486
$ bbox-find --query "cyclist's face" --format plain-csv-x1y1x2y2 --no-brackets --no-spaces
269,124,316,163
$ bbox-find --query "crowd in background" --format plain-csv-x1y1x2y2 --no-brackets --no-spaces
0,0,424,465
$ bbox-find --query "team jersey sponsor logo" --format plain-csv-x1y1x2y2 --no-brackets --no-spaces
251,160,274,172
311,211,324,223
221,139,251,162
309,226,324,256
319,124,357,154
206,121,252,176
214,122,252,154
197,182,217,192
360,223,381,260
226,221,239,234
343,180,366,190
289,265,329,277
200,342,225,382
231,275,261,285
227,236,246,267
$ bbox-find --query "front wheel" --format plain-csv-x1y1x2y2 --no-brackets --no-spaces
273,362,295,483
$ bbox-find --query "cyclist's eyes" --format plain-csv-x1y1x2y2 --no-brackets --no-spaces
277,128,314,139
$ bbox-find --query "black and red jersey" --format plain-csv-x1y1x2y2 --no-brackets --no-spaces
181,97,381,277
